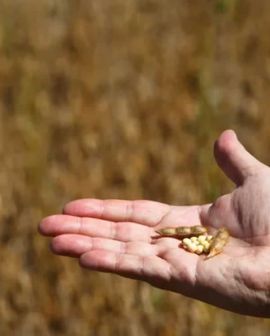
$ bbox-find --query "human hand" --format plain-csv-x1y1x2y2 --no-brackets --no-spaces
39,130,270,317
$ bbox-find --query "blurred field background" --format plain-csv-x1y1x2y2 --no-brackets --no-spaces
1,0,270,335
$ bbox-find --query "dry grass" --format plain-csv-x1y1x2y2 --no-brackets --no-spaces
0,0,270,334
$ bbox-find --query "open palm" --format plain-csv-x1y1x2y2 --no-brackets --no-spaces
39,130,270,317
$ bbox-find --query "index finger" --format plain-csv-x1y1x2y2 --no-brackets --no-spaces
39,214,155,242
63,199,171,227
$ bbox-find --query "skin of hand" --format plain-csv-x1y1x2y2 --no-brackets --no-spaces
39,130,270,317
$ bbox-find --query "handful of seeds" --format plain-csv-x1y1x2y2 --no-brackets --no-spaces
181,234,213,255
156,226,229,259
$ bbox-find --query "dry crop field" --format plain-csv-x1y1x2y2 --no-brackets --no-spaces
0,0,270,335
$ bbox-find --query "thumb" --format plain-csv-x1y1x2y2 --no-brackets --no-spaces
214,130,265,185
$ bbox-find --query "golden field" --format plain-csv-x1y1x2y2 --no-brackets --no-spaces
0,0,270,334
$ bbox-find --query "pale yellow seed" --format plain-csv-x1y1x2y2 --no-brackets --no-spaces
187,243,197,253
206,235,213,241
198,235,206,243
195,245,204,254
191,237,198,243
201,241,210,248
203,241,211,253
182,242,192,249
183,238,191,245
184,242,193,250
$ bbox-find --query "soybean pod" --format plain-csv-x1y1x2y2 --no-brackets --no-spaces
206,227,229,259
156,225,207,238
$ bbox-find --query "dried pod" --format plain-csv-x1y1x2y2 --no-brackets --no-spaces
156,225,207,238
205,227,229,259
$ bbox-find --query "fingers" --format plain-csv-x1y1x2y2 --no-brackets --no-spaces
50,234,172,283
51,234,158,258
39,215,154,242
214,130,265,185
79,250,172,283
63,199,170,227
